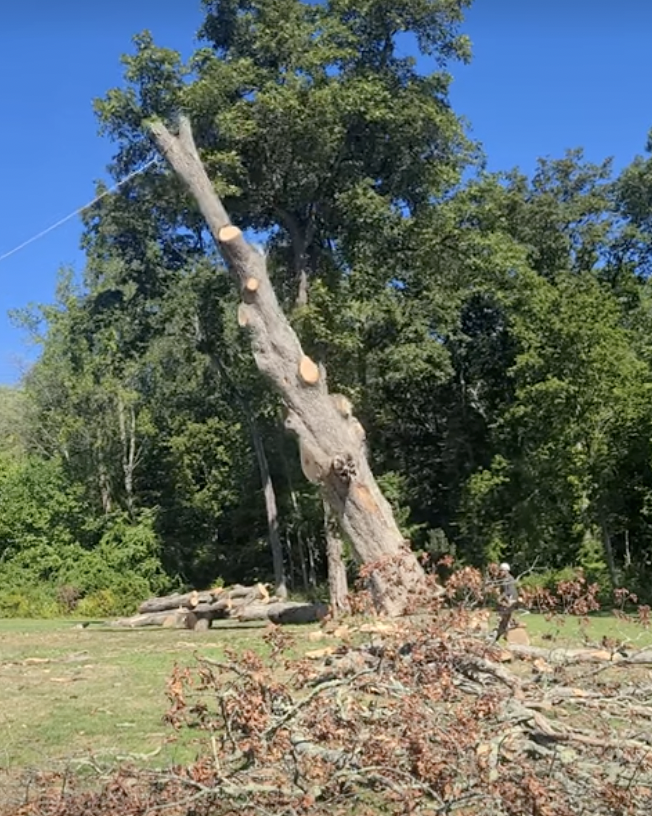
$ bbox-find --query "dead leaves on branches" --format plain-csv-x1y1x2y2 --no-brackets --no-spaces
13,615,652,816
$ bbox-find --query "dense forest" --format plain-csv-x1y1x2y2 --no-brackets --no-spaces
3,0,652,617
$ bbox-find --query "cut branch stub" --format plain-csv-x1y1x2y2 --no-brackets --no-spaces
218,225,240,242
331,393,352,419
244,276,259,293
218,225,259,276
300,440,321,483
237,303,250,328
298,355,320,386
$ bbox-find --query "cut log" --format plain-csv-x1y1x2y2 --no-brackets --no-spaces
147,116,426,616
186,615,211,632
184,612,199,630
138,590,216,614
507,644,652,665
194,617,211,631
110,611,176,628
138,583,269,616
235,601,328,625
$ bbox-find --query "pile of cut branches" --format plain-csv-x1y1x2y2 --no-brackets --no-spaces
10,604,652,816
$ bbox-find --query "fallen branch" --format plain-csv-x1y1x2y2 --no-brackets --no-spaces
507,643,652,665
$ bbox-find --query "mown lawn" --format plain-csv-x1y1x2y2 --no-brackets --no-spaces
0,619,274,778
0,610,650,788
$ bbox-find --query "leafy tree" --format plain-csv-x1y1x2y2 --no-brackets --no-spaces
96,0,475,305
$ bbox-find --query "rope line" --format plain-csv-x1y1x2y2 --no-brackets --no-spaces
0,157,160,265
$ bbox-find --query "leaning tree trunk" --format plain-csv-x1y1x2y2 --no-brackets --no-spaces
323,497,350,617
148,117,425,616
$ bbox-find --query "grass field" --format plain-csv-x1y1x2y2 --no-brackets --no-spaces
0,610,650,787
0,620,270,778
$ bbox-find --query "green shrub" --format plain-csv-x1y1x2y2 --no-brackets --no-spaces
0,586,60,618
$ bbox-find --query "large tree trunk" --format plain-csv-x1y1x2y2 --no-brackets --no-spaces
148,117,425,616
323,497,350,617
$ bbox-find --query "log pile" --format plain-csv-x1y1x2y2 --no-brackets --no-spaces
110,583,328,630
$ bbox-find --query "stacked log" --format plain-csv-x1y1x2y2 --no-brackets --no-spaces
110,583,328,630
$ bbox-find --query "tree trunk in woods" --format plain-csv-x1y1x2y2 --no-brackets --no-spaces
97,431,112,514
203,348,288,599
599,515,618,589
250,421,287,599
148,116,425,616
278,433,310,593
117,394,137,515
323,497,350,617
276,207,313,308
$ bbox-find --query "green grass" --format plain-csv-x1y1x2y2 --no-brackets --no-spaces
0,618,280,777
513,609,652,649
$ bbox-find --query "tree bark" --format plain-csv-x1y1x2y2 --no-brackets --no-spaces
148,116,425,616
599,514,618,589
250,420,288,599
323,497,350,617
276,207,314,308
96,429,112,515
278,433,309,592
117,393,137,516
624,528,631,569
235,600,328,624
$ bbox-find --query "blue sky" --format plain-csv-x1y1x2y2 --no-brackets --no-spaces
0,0,650,384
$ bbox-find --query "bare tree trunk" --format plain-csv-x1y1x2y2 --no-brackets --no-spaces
323,497,350,617
276,207,313,308
98,462,112,514
296,532,310,593
148,117,425,615
624,528,631,569
96,427,112,514
599,515,618,589
117,394,137,515
306,536,318,590
250,419,288,599
202,346,288,599
277,432,309,592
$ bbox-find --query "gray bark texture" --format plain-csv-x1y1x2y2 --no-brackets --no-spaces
147,116,425,616
202,347,288,598
323,497,350,617
249,413,288,599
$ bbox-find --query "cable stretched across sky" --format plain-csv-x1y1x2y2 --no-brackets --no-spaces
0,157,160,266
